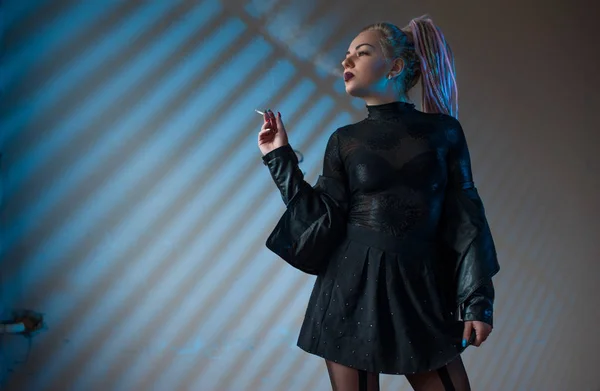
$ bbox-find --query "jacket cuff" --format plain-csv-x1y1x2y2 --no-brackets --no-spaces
262,144,298,165
262,144,305,206
462,281,495,327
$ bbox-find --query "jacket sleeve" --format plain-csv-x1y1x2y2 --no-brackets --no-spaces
442,118,500,326
462,280,495,325
262,131,349,275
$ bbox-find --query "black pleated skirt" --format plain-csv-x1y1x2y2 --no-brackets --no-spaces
297,224,467,375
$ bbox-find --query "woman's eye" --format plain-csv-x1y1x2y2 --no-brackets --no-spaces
342,51,369,62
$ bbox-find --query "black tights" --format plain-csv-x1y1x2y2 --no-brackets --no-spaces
325,356,471,391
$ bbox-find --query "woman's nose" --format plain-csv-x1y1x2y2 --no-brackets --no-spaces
341,56,354,69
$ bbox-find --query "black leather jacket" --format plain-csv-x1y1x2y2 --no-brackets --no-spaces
263,143,499,326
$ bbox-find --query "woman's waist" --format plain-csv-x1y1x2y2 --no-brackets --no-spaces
347,212,439,237
344,222,438,254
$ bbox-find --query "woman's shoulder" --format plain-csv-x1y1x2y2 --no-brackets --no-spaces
406,110,465,144
337,119,369,131
327,120,367,140
408,109,461,129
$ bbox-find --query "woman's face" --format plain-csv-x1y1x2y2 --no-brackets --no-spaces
342,30,398,102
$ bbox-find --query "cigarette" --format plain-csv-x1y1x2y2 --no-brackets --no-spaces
255,109,265,116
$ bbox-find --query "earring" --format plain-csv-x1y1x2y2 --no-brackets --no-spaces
387,74,392,80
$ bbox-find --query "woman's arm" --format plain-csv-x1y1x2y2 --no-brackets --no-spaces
262,130,348,207
445,117,499,327
262,130,350,274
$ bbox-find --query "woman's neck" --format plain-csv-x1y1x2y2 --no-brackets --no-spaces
364,95,410,106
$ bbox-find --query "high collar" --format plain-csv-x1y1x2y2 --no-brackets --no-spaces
366,101,415,120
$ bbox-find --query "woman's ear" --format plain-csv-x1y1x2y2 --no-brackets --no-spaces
390,57,405,78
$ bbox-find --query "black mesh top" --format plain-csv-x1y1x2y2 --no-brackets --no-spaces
323,101,474,240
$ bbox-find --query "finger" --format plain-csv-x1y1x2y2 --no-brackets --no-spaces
462,322,473,348
258,129,271,137
263,111,272,128
262,114,277,134
474,332,483,347
258,128,274,141
473,324,489,347
275,111,284,130
268,110,278,131
258,126,274,139
258,135,273,146
261,116,276,131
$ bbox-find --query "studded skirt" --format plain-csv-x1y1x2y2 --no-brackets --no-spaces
296,224,467,375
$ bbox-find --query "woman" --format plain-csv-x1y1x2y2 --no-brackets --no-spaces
257,16,499,391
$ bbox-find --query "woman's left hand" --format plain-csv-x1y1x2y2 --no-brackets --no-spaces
462,320,492,347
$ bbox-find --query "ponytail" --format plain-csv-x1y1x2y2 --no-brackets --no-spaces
408,17,459,119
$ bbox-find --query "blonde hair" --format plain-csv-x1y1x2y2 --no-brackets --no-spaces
361,16,459,118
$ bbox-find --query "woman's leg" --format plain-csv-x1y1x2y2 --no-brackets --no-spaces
405,356,471,391
325,360,380,391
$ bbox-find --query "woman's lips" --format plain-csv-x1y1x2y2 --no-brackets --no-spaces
344,72,354,82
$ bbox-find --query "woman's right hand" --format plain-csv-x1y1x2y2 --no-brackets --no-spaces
258,109,289,156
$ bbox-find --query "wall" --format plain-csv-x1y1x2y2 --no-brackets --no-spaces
1,0,598,390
